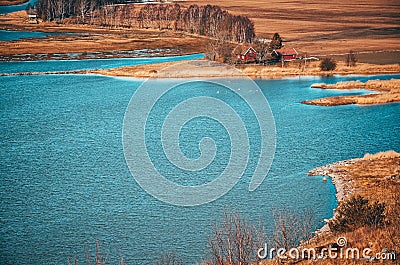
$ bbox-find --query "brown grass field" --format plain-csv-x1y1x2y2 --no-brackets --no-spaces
186,0,400,57
1,0,400,62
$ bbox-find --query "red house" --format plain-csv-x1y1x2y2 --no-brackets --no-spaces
233,45,257,62
272,48,298,61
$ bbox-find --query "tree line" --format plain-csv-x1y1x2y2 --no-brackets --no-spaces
33,1,255,43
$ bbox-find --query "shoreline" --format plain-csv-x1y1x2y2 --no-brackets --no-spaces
88,60,400,79
0,0,28,6
306,159,355,238
0,50,193,61
1,60,400,81
308,159,356,203
307,151,400,237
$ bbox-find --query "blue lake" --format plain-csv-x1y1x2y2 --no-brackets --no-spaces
0,53,204,73
0,57,399,265
0,29,65,41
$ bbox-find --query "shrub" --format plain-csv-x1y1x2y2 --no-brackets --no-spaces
328,195,386,233
320,57,337,71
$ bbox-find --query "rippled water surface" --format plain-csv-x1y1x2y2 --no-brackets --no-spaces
0,53,204,73
0,59,399,265
0,29,62,41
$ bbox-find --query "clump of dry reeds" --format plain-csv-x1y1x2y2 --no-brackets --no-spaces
362,150,400,160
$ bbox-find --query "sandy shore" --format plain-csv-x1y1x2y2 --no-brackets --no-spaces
302,79,400,106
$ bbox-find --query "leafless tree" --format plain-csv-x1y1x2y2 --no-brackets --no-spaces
170,3,182,31
52,0,66,23
119,4,134,28
76,0,89,24
255,41,268,64
208,211,266,265
88,0,97,25
35,2,255,43
155,251,184,265
270,209,314,252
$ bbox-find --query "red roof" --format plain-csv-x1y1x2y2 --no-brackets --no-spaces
275,48,298,55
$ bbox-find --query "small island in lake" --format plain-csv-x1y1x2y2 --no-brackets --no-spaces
302,79,400,106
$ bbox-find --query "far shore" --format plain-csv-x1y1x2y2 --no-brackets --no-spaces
0,0,28,6
87,60,400,79
3,60,400,81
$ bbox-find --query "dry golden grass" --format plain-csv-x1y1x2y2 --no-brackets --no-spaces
339,153,400,204
292,225,399,265
91,61,188,78
303,79,400,106
90,60,400,80
363,150,400,160
303,92,400,106
238,61,400,78
312,79,400,92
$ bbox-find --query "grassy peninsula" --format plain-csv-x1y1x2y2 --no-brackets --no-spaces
303,79,400,106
